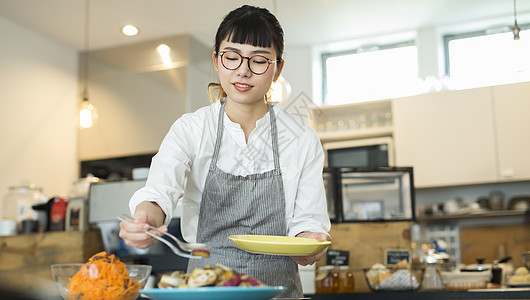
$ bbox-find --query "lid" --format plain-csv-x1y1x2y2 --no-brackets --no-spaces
424,248,439,264
460,264,490,272
8,181,40,192
461,259,490,272
5,181,46,203
493,256,512,264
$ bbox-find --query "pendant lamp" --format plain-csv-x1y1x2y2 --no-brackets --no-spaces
512,0,521,40
79,0,97,129
271,76,292,102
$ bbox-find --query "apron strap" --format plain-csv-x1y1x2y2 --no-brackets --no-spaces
209,100,281,175
268,103,282,176
209,101,226,171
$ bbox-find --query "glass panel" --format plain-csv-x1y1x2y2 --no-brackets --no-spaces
340,169,413,221
328,145,389,168
323,170,336,221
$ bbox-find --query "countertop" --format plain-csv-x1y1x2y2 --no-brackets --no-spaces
308,289,530,300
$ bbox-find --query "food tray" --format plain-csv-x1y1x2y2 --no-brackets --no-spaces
441,270,490,291
364,268,422,292
444,281,487,291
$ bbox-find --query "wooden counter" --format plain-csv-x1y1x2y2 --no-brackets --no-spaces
0,230,104,298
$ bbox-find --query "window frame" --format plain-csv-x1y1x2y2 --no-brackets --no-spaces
321,40,416,105
443,23,530,77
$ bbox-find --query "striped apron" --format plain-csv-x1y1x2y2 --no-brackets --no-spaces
187,101,302,298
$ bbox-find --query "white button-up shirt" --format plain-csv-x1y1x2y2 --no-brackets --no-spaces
130,100,331,243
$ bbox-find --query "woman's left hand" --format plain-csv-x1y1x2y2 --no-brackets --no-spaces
290,231,331,266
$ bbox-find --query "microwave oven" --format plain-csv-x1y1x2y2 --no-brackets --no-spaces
322,136,394,168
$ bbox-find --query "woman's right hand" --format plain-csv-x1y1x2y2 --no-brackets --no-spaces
119,202,167,249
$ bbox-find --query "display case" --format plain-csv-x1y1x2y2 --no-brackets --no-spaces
324,167,415,222
323,169,339,222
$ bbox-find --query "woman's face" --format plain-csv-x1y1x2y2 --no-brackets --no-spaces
213,39,284,107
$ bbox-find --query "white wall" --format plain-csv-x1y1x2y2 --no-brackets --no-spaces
283,46,313,100
0,17,78,209
187,36,216,112
78,35,213,160
77,51,188,160
280,45,315,125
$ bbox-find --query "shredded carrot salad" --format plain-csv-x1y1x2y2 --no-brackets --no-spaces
67,251,141,300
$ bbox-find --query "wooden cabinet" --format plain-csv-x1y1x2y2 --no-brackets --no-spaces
392,88,498,187
492,82,530,181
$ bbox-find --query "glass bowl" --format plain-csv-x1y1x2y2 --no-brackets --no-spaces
51,263,152,300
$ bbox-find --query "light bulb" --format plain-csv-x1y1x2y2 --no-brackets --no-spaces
157,44,170,55
121,25,139,36
157,44,173,68
79,99,98,129
513,23,521,40
270,76,292,102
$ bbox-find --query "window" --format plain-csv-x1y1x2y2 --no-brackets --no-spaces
322,41,418,105
445,25,530,89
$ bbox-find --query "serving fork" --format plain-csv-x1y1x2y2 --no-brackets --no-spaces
118,213,210,259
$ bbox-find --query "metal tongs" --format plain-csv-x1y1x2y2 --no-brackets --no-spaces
117,213,210,259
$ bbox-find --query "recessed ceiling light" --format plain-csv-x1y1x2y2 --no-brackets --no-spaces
121,25,139,36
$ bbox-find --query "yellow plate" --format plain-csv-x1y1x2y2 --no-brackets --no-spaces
229,235,331,256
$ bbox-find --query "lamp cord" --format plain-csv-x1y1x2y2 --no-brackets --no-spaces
83,0,90,100
513,0,518,24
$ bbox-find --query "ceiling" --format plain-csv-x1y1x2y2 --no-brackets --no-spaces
1,0,529,51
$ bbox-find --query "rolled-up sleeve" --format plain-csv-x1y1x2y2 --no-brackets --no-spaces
288,133,331,237
129,115,196,225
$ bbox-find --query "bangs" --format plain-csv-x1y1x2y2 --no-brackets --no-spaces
224,19,273,49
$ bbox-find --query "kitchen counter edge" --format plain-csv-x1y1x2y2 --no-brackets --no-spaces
308,290,530,300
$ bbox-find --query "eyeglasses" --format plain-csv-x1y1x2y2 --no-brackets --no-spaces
219,51,278,75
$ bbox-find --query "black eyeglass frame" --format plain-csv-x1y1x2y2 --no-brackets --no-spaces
218,51,279,75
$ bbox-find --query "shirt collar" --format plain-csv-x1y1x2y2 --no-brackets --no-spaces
219,99,282,129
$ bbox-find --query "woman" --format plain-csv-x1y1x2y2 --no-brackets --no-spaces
119,5,331,297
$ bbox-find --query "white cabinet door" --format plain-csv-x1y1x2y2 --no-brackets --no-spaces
393,88,498,187
492,82,530,181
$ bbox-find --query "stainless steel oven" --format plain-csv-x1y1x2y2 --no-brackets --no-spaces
323,136,394,168
324,167,415,222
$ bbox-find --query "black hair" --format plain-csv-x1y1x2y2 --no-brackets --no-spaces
214,5,284,60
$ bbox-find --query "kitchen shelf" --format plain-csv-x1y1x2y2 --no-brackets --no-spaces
416,210,527,223
318,127,393,142
312,99,393,142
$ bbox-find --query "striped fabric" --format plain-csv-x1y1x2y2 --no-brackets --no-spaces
187,102,302,297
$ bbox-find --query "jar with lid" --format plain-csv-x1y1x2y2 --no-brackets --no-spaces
337,266,355,293
68,174,100,200
315,266,336,293
2,181,47,232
